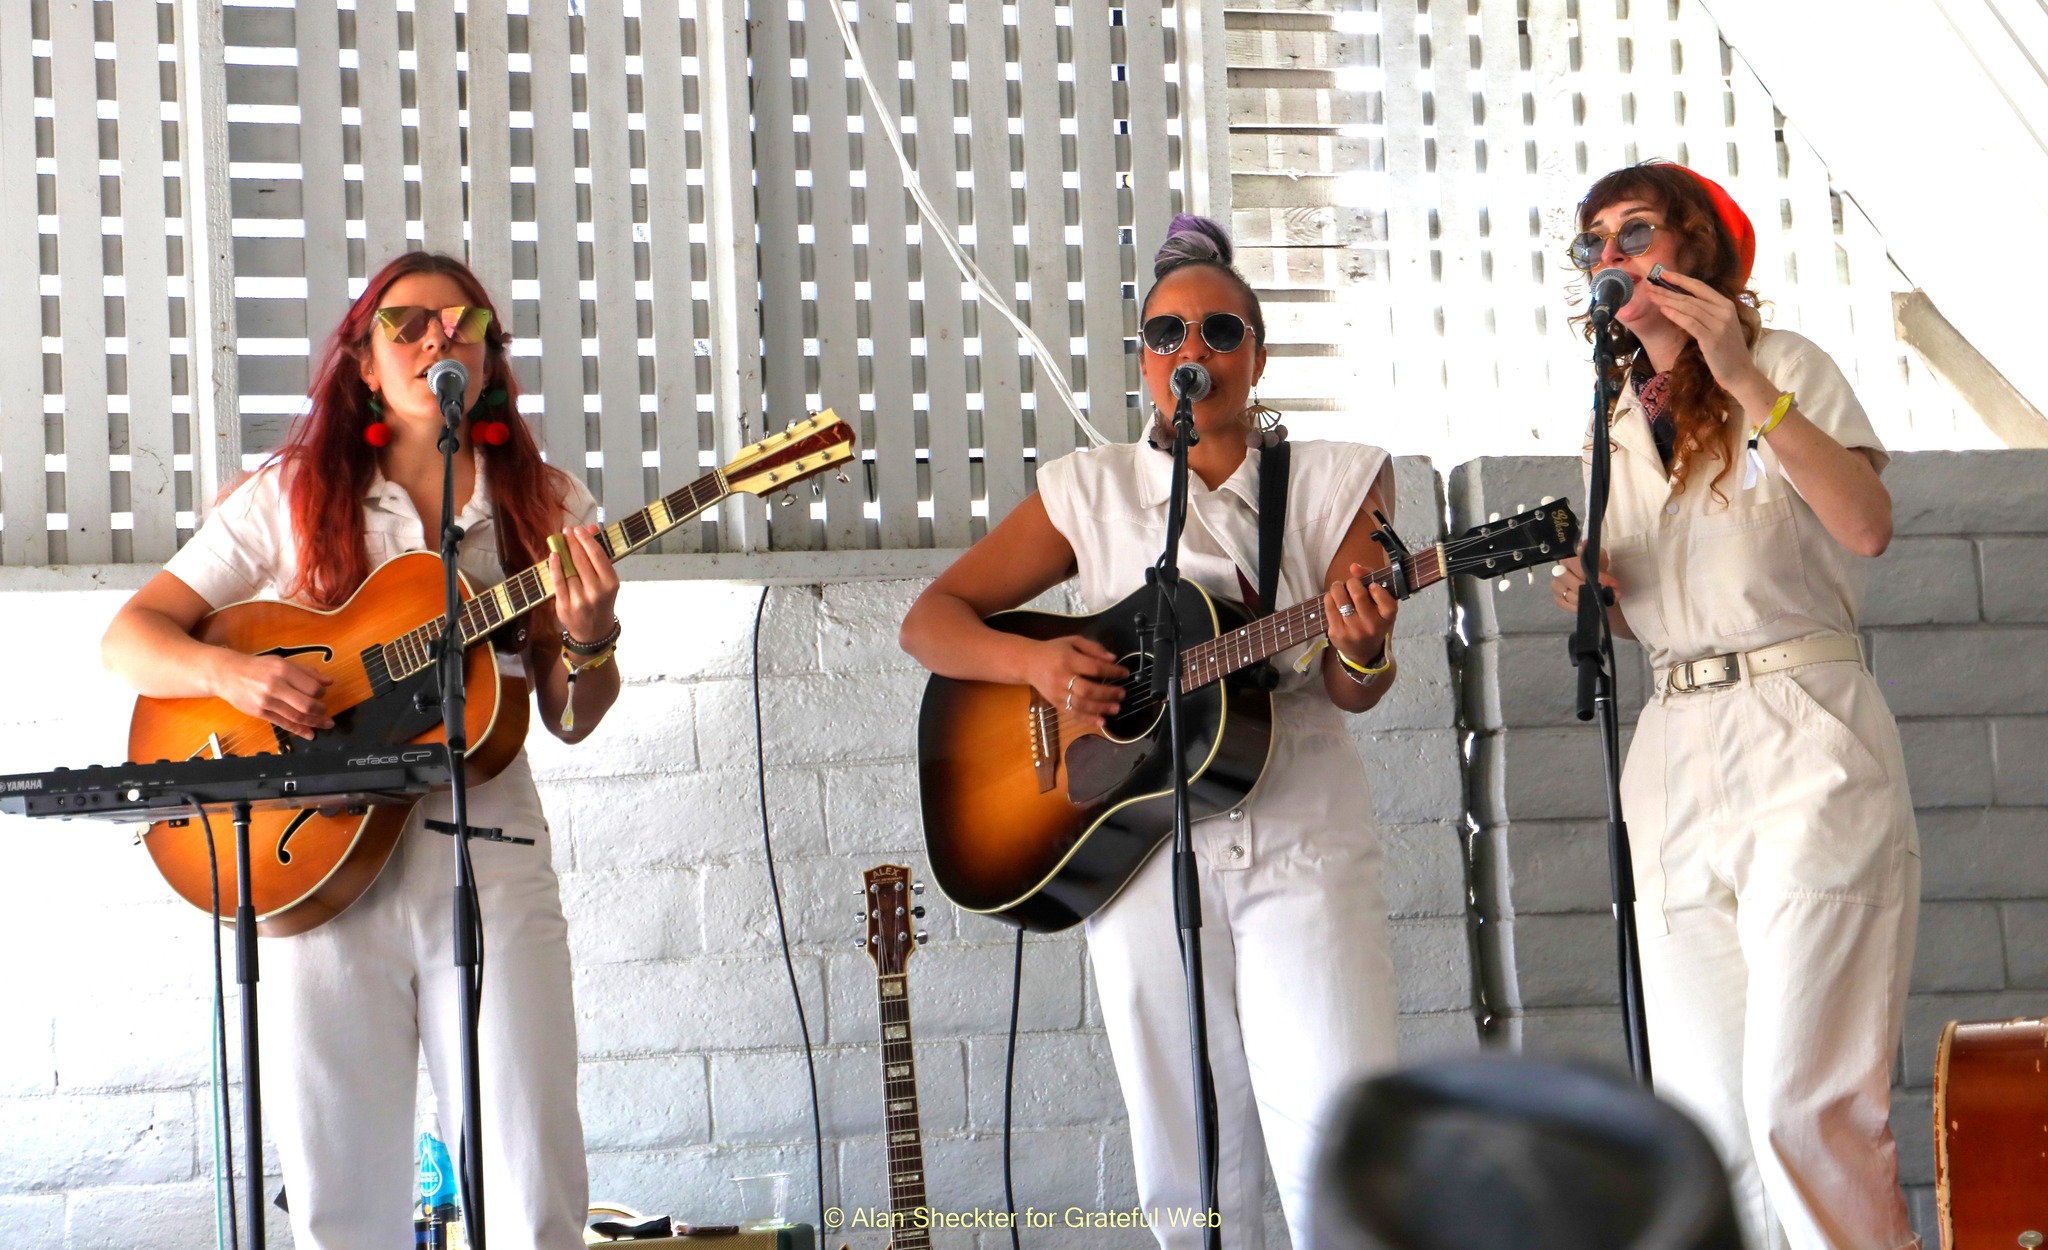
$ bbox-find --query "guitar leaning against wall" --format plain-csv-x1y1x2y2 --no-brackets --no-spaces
128,414,855,936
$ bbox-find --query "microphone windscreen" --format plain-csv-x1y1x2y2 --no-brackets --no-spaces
427,359,469,400
1171,362,1211,402
1590,266,1634,313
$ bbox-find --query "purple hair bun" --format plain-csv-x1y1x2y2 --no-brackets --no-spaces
1155,213,1234,277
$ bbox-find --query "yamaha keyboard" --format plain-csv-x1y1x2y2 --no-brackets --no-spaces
0,746,454,823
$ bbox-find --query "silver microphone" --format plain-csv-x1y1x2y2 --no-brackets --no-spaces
1170,362,1211,402
1588,267,1635,322
426,359,469,408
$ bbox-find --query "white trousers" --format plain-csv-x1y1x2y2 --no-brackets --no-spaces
1623,664,1919,1250
1085,721,1399,1250
258,793,587,1249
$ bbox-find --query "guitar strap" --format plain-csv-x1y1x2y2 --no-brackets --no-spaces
1254,438,1291,617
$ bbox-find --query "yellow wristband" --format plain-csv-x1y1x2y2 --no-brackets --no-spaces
1336,643,1392,682
1751,391,1794,442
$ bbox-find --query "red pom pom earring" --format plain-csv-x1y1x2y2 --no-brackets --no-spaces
364,393,391,447
471,387,511,447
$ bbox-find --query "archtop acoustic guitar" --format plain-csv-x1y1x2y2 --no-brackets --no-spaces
917,500,1580,932
129,413,855,936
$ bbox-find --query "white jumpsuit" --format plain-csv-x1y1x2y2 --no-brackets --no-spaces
163,460,594,1250
1594,329,1919,1250
1038,438,1402,1250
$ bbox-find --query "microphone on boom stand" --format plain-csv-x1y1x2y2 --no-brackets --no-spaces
427,359,469,432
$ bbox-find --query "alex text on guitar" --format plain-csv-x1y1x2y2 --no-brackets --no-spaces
916,501,1581,931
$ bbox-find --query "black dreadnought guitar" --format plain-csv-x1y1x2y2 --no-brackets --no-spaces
916,500,1581,932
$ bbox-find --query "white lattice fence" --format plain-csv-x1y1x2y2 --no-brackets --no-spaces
1228,0,1967,461
0,0,192,568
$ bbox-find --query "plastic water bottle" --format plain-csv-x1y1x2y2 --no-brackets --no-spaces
415,1102,462,1249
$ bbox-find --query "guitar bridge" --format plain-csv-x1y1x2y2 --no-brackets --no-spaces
1028,694,1059,794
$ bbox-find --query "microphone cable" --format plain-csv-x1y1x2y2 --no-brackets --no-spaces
188,799,241,1250
752,585,827,1235
1002,926,1025,1250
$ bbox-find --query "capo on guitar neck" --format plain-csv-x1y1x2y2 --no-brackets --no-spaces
1370,510,1414,600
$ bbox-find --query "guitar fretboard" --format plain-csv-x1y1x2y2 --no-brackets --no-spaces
1181,546,1445,690
877,971,931,1250
378,469,729,681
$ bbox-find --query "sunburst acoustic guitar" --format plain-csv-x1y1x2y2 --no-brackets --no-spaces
129,413,855,936
917,500,1581,932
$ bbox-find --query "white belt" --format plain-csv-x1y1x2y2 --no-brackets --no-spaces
1655,634,1864,695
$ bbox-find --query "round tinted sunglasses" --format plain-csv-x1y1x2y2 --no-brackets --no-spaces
374,305,494,345
1569,219,1661,271
1141,311,1252,356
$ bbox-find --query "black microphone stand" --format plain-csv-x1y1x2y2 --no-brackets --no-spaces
430,373,490,1247
1568,309,1653,1084
1146,377,1223,1250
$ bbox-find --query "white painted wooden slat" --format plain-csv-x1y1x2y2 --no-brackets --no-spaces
464,0,513,309
180,0,240,510
1016,0,1074,475
582,7,646,521
638,0,703,553
1377,1,1444,446
1477,0,1548,438
114,0,179,561
1431,0,1490,434
1722,47,1782,294
1124,0,1174,405
1672,0,1730,181
51,0,112,563
806,0,866,549
297,0,349,352
698,0,766,551
751,1,808,546
1575,0,1629,179
526,4,589,479
1072,0,1131,455
355,0,407,268
907,0,972,547
855,0,919,548
0,0,49,564
1525,0,1588,392
962,0,1027,520
412,0,463,256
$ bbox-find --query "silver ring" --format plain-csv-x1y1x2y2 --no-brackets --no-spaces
1067,675,1077,692
1337,603,1356,618
1065,692,1074,710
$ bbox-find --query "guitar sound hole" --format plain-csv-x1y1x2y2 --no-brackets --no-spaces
1103,650,1164,742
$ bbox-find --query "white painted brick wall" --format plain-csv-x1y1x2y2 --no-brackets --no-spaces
1451,451,2048,1247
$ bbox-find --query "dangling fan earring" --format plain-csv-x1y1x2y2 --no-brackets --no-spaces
471,386,511,446
363,392,391,447
1242,389,1286,448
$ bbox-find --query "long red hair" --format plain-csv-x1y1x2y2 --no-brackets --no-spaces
276,252,571,608
1575,162,1764,499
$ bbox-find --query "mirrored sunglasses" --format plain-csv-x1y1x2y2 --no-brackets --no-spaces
373,305,494,345
1569,219,1659,271
1141,311,1251,356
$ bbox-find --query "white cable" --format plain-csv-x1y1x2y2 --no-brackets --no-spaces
822,0,1115,448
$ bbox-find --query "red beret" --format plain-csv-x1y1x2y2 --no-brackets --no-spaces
1673,165,1756,284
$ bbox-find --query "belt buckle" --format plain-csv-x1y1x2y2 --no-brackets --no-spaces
1670,653,1740,693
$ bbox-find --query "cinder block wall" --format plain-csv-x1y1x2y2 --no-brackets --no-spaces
1452,450,2048,1243
0,457,1475,1249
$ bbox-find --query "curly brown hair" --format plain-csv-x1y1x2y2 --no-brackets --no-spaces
1575,162,1763,499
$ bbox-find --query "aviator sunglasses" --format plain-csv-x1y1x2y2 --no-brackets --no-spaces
373,304,495,345
1568,219,1661,271
1141,311,1252,356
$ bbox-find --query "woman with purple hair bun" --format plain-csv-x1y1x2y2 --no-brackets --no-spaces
903,214,1402,1249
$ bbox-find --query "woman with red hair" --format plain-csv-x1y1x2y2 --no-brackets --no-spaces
102,252,618,1248
1553,163,1917,1249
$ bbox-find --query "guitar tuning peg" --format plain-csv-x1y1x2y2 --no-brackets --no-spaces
915,931,929,945
780,493,796,506
811,481,823,498
912,906,925,919
853,937,865,949
912,883,924,895
835,469,850,484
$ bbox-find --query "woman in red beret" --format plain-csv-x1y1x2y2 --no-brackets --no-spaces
1552,162,1918,1250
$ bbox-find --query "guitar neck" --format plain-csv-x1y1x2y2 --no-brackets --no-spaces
1181,545,1445,690
379,469,730,679
877,971,932,1250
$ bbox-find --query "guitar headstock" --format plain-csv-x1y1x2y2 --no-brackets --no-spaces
1443,500,1582,578
862,863,926,975
723,410,857,499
